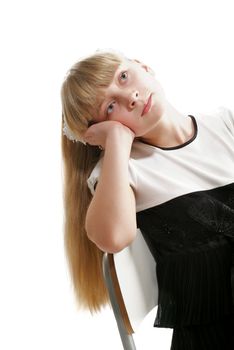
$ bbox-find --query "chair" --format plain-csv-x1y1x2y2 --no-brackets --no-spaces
102,228,158,350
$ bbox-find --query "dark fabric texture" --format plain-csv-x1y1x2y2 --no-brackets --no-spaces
136,182,234,349
170,312,234,350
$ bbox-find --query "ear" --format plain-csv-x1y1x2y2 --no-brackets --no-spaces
132,59,155,76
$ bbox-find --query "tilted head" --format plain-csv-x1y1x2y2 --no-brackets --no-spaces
61,50,126,144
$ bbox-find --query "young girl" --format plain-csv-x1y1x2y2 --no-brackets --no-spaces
61,49,234,349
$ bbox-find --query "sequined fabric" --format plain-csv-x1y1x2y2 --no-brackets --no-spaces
136,182,234,349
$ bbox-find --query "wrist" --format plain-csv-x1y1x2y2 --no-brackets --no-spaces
106,124,134,145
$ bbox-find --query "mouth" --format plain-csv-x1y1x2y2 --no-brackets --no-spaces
141,93,153,116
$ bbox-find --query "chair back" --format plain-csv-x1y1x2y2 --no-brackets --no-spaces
103,228,158,339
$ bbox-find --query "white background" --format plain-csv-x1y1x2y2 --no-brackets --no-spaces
0,0,233,349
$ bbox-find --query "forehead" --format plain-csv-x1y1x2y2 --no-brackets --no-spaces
117,58,139,73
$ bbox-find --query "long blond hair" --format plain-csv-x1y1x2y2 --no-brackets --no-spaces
61,50,124,313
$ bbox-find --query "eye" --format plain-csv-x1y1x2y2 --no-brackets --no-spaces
120,71,128,81
107,101,116,115
106,71,128,116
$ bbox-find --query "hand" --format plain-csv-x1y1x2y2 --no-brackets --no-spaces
83,120,135,150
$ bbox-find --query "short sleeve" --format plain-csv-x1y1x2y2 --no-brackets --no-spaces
87,156,138,196
218,106,234,135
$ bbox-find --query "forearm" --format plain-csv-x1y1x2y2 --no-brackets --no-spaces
85,132,137,253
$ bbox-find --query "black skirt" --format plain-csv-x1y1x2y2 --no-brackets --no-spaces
136,183,234,350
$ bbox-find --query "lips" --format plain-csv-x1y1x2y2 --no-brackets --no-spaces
141,93,152,116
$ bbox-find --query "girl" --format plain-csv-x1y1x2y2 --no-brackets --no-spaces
61,49,234,349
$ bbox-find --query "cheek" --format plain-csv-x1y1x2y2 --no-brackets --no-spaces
152,80,165,97
111,106,128,123
112,108,136,130
152,91,166,113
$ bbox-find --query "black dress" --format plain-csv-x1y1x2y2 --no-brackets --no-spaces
87,106,234,349
136,183,234,349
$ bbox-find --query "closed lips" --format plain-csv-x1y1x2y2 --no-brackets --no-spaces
141,93,152,116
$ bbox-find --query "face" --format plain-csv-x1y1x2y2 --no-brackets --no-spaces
93,59,167,137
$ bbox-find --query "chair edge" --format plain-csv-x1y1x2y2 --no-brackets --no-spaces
102,253,134,335
108,254,134,335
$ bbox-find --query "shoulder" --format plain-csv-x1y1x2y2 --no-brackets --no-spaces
196,105,234,135
217,106,234,133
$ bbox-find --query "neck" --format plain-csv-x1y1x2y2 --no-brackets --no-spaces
138,101,194,148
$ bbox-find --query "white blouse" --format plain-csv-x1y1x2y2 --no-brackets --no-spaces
87,106,234,212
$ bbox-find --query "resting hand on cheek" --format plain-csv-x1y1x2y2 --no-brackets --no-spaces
83,120,136,150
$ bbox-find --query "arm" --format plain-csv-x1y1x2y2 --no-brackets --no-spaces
84,122,137,253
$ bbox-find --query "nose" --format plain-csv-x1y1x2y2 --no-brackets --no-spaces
128,90,139,109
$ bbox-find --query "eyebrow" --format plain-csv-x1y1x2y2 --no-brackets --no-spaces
99,98,109,117
97,98,108,119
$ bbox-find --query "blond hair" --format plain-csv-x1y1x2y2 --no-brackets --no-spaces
61,50,124,312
